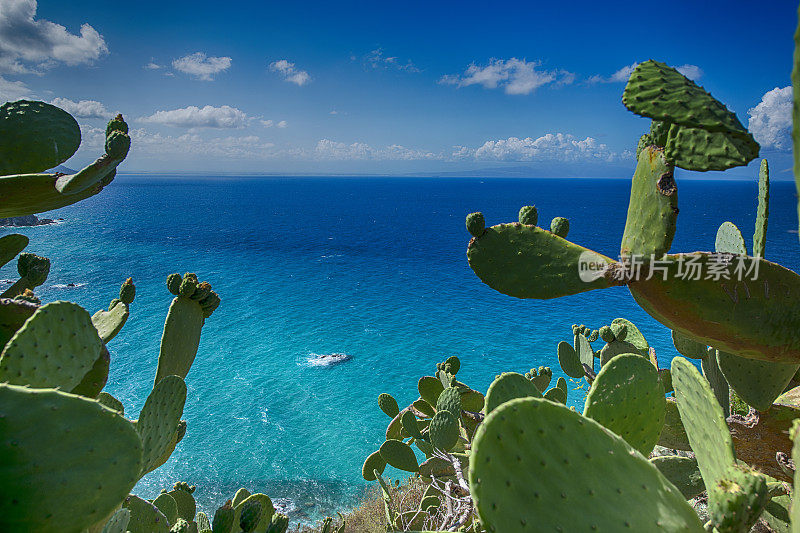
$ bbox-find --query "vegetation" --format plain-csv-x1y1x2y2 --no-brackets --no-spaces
3,5,800,533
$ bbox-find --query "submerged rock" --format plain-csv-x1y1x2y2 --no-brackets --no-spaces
0,215,59,226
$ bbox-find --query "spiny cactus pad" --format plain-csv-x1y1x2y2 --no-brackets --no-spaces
232,494,275,533
701,348,730,417
665,124,760,172
379,439,419,472
470,397,704,532
650,456,705,500
153,493,179,524
467,221,616,299
629,253,800,363
0,300,103,390
378,392,400,418
418,376,444,406
435,386,462,416
716,222,747,255
135,374,187,477
707,464,768,533
717,351,799,411
584,353,665,455
620,145,677,259
0,234,28,269
0,384,142,532
754,159,769,257
0,100,81,175
101,508,132,533
429,410,460,450
213,500,235,533
657,398,691,451
672,357,735,487
124,494,170,533
167,487,197,521
557,340,583,378
70,345,110,398
362,450,387,481
483,372,541,415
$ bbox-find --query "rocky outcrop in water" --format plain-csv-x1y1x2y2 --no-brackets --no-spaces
0,215,58,227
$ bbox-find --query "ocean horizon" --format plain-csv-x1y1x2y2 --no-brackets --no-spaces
3,174,797,521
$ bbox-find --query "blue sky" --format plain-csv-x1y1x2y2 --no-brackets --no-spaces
0,0,796,176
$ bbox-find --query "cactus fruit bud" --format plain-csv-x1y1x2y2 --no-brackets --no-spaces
106,114,129,136
466,212,485,237
119,277,135,304
179,273,198,297
599,325,615,343
176,420,187,444
239,498,262,533
166,273,182,295
172,481,195,493
611,322,628,341
192,281,212,301
170,518,190,532
518,205,538,226
587,329,599,342
212,500,234,533
550,217,570,238
17,253,50,286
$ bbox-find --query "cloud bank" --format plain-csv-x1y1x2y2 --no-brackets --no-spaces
440,58,574,95
748,86,791,150
139,105,249,128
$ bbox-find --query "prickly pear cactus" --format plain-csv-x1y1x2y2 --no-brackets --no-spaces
135,374,187,477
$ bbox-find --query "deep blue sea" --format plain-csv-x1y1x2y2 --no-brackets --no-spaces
4,175,799,520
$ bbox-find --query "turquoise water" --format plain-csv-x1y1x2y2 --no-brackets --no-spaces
4,175,798,520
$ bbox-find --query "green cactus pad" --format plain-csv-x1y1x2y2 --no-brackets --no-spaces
167,488,197,521
155,274,216,384
362,450,387,481
575,331,595,372
435,386,462,416
0,301,103,390
238,499,261,532
518,205,538,226
412,398,435,418
465,212,485,237
672,357,735,488
213,500,235,533
467,221,616,299
620,145,677,259
528,366,552,392
671,330,706,359
650,120,670,146
701,348,730,417
0,234,28,269
417,376,444,406
70,345,110,398
584,354,665,455
630,253,800,363
549,216,569,237
97,391,125,414
665,124,759,172
136,374,187,477
460,388,484,412
379,439,419,472
657,398,691,451
232,494,274,533
650,456,705,499
378,393,400,418
716,221,747,255
599,339,640,367
400,410,422,439
92,300,130,344
754,159,769,257
717,351,798,412
0,384,142,532
707,464,768,533
484,372,541,415
429,410,460,450
543,385,566,404
0,298,36,350
0,100,81,175
557,341,583,378
124,494,170,533
101,508,132,533
153,493,179,524
622,60,749,136
419,456,455,479
470,397,704,533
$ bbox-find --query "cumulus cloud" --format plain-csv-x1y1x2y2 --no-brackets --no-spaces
748,86,792,150
144,60,162,70
269,59,311,86
440,58,573,95
261,119,288,128
139,105,249,129
455,133,629,163
590,62,702,84
0,0,107,74
314,139,441,161
128,128,278,159
364,48,419,72
51,97,111,118
172,52,231,81
0,75,31,101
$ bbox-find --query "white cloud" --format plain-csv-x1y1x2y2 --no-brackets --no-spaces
591,62,702,84
314,139,441,161
276,120,287,128
456,133,627,162
261,119,288,128
0,0,107,74
128,128,277,159
439,58,573,95
50,97,111,118
0,75,31,101
748,86,792,150
329,110,338,115
364,48,419,72
172,52,231,81
261,119,273,127
144,61,162,70
139,105,249,128
269,59,310,86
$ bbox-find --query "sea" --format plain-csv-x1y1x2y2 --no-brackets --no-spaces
4,174,798,521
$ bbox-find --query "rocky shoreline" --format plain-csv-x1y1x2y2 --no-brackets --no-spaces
0,215,61,227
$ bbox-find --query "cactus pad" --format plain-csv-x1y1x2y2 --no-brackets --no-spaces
549,216,569,237
716,221,747,255
101,509,132,533
754,159,769,257
362,450,387,481
650,456,705,500
232,494,274,533
435,386,462,416
0,384,142,532
213,500,235,533
153,493,179,524
135,374,187,477
417,376,444,406
0,234,28,269
465,212,485,237
707,464,768,533
717,350,798,412
378,393,400,418
0,100,81,174
584,353,665,455
484,372,541,415
557,340,583,378
665,124,759,171
429,410,459,450
467,221,616,299
124,494,170,533
0,301,103,390
470,397,704,532
518,205,538,226
657,398,691,451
